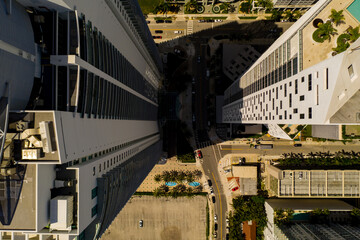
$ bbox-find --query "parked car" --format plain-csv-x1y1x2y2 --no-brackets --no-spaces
155,30,163,33
214,232,217,238
156,20,164,23
146,20,150,24
214,223,218,231
215,19,223,22
299,171,303,180
152,36,162,39
165,20,172,23
139,220,143,227
195,150,203,159
232,186,239,191
214,214,218,222
197,56,201,63
239,157,245,165
212,196,216,203
294,143,302,147
210,187,214,194
206,19,214,22
174,30,182,34
208,179,212,187
198,19,205,23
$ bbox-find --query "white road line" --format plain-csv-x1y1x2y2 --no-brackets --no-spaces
211,145,218,162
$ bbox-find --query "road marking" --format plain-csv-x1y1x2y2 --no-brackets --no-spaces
216,145,222,159
212,172,222,239
220,148,243,150
149,28,185,31
211,145,218,161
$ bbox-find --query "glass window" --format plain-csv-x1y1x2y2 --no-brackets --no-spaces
348,65,354,79
91,187,98,199
91,205,98,217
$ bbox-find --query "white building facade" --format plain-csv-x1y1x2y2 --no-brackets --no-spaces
223,0,360,126
0,0,162,239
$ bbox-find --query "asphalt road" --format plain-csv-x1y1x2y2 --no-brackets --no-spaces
201,143,227,240
219,142,360,156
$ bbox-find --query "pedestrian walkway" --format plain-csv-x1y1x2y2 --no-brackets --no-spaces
187,20,194,35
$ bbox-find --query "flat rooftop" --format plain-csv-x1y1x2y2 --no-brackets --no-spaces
302,0,360,69
266,199,353,211
0,164,36,230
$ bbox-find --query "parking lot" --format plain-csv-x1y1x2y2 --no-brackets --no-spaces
100,195,207,240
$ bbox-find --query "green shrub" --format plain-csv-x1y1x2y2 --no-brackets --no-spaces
212,5,220,14
312,29,326,43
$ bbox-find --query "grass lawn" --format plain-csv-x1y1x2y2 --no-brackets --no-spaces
138,0,163,15
345,125,360,136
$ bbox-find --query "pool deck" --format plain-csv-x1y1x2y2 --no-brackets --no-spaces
136,156,202,192
302,0,359,70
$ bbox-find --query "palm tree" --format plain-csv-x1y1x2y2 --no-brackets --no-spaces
185,187,194,197
293,10,302,20
169,170,178,182
162,171,171,182
193,170,202,179
177,171,186,183
154,187,163,197
159,184,169,193
154,174,162,183
318,21,337,41
329,9,345,26
186,172,195,183
184,0,199,13
347,26,360,42
284,10,294,22
270,9,283,22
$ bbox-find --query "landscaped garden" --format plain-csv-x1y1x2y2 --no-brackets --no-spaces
277,150,360,168
153,170,203,197
229,195,268,239
312,9,360,54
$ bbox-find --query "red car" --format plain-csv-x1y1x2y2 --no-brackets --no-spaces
152,36,162,39
195,150,203,159
232,187,239,192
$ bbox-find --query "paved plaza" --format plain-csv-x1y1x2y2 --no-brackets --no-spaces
100,195,207,240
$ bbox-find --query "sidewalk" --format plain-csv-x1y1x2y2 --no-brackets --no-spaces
146,12,271,21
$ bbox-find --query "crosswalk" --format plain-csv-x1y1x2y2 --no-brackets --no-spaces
186,20,193,35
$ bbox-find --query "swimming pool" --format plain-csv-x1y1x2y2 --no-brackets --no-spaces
188,182,200,187
347,0,360,22
165,182,177,186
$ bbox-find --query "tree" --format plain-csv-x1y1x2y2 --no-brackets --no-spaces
329,9,345,26
270,9,283,22
154,174,162,183
176,170,186,183
239,1,251,13
284,10,295,22
185,186,194,197
347,26,360,42
193,170,202,179
161,171,171,182
293,10,302,20
186,172,195,183
257,0,273,10
313,21,337,42
184,0,200,13
351,208,360,217
274,208,294,226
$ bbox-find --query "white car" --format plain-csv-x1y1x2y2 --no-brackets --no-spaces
139,220,143,228
174,30,182,34
210,187,214,194
215,19,223,22
214,214,218,223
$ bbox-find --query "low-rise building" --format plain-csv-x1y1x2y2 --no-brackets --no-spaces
264,199,360,240
267,165,360,198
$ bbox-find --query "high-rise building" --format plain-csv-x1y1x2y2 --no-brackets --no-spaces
223,0,360,127
0,0,162,239
264,199,360,240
